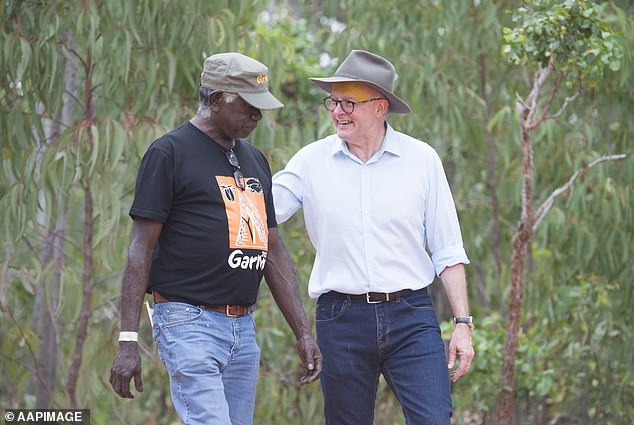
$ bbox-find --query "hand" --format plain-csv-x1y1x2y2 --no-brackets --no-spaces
109,342,143,398
447,324,474,382
296,334,322,385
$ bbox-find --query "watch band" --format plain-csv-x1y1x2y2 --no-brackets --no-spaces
453,316,474,329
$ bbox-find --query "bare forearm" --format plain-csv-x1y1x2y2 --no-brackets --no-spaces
264,266,311,338
119,258,151,332
111,218,161,397
265,232,311,339
439,263,470,317
441,262,474,381
119,218,162,333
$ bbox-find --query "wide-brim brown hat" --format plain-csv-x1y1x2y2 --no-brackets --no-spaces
201,52,284,110
310,50,411,114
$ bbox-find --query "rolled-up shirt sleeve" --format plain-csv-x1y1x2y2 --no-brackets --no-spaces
424,150,470,276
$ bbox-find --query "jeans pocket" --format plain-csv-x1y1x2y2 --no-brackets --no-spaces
315,298,347,322
158,302,203,328
400,292,434,311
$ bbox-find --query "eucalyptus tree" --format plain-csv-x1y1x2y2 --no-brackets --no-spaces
2,0,632,423
1,0,277,418
493,2,626,423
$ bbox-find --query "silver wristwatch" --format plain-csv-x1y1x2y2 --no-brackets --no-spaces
453,316,474,329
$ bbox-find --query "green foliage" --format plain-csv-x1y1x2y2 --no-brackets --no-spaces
502,0,625,85
522,274,633,423
0,0,285,422
445,272,633,423
1,0,632,424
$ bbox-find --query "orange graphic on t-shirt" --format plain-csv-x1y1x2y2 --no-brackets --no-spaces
216,176,268,250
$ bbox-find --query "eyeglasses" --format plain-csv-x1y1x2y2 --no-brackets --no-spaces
224,149,245,190
323,96,385,114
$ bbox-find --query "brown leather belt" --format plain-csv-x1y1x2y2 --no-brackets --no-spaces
153,291,254,317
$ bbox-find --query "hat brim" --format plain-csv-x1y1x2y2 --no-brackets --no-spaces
310,77,411,114
239,91,284,110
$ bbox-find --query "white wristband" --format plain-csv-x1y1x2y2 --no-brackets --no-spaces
118,331,138,342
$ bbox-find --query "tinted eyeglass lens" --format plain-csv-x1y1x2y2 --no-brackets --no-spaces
225,149,245,190
233,170,245,190
324,97,354,114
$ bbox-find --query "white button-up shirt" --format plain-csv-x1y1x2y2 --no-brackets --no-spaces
272,124,469,298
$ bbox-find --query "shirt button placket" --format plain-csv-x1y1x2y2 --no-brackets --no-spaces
361,165,373,290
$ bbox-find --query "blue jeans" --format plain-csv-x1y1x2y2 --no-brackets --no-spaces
152,302,260,425
316,289,452,425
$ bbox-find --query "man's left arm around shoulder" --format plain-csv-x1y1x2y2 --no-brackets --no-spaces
440,263,475,382
264,227,321,385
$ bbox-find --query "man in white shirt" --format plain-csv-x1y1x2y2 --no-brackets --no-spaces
272,50,474,425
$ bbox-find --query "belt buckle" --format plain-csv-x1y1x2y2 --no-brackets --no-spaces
225,305,239,317
366,293,388,304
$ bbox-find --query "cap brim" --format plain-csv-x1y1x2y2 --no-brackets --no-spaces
239,91,284,110
310,77,411,114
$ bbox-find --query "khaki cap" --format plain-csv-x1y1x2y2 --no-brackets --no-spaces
201,52,284,110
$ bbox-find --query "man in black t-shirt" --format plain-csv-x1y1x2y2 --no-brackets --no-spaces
109,53,321,425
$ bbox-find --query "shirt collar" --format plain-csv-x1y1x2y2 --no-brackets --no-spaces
330,122,401,163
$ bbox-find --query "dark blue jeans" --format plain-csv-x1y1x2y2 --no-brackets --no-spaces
315,289,452,425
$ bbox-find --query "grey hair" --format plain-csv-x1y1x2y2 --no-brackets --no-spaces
197,87,227,117
197,86,215,112
197,87,238,116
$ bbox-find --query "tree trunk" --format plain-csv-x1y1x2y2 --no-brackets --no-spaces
66,47,95,409
495,225,531,424
66,184,94,408
29,220,65,408
494,65,551,425
27,30,78,406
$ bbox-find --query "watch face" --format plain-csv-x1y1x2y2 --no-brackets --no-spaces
454,316,473,326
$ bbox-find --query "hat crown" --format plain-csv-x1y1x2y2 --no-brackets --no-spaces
201,52,270,93
334,50,396,93
199,52,283,110
309,50,410,114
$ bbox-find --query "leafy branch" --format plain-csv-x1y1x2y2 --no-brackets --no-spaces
533,153,627,232
494,2,626,424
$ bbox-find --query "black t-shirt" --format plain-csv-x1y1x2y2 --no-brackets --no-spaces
130,121,276,306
